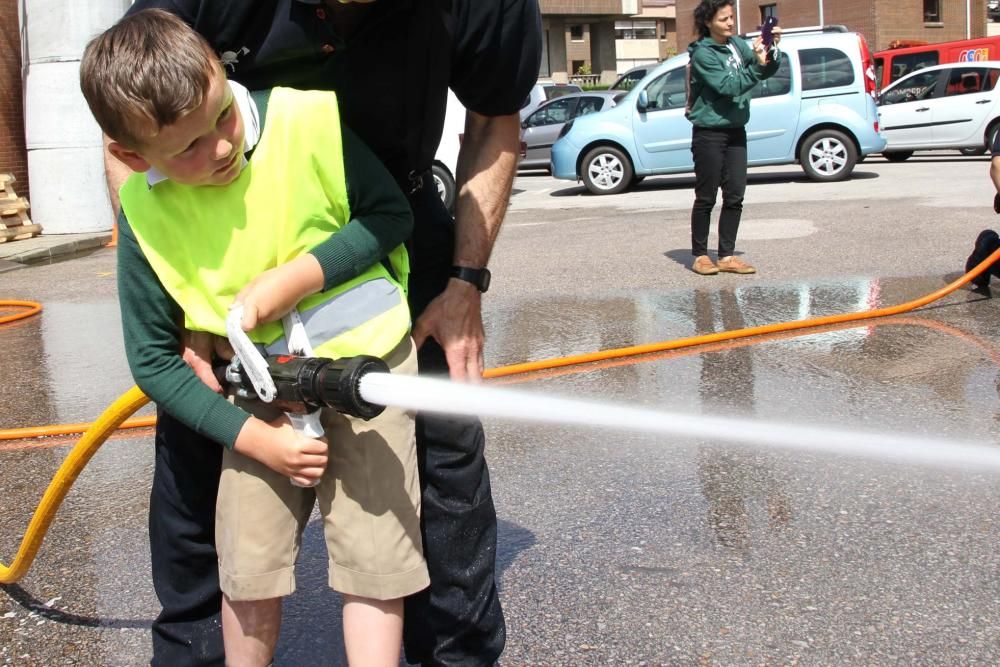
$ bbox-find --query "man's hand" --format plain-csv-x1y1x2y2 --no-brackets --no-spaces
234,415,328,486
412,279,484,381
235,254,324,330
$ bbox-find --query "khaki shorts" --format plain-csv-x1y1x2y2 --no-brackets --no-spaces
216,337,428,602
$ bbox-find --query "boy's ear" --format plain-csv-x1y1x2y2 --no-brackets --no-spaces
107,141,152,173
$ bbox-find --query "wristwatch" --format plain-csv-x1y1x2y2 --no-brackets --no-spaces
451,266,491,293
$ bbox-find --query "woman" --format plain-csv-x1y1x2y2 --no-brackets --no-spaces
686,0,781,275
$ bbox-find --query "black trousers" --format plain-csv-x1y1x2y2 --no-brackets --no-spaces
148,180,504,667
690,126,748,258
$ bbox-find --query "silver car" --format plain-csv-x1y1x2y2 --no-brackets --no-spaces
518,91,624,171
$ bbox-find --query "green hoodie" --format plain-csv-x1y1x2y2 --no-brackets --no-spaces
686,36,781,129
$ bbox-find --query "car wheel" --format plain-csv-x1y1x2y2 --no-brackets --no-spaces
959,146,987,156
431,164,455,212
799,129,857,182
581,146,633,195
882,150,914,162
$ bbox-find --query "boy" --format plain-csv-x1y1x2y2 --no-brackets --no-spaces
80,10,429,666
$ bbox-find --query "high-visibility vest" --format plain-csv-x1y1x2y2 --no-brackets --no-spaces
120,87,410,359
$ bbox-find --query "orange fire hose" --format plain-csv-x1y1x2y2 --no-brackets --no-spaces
1,247,998,583
0,299,42,325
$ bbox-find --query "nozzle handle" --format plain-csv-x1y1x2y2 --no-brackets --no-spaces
288,410,325,488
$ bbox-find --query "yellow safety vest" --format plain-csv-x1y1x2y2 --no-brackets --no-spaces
120,87,410,359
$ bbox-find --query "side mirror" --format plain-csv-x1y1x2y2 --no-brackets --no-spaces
637,90,649,112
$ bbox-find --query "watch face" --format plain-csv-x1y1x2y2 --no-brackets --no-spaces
478,268,491,292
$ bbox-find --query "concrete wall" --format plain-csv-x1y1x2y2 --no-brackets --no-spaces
0,0,28,199
24,0,130,233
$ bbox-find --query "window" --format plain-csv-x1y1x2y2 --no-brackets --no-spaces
574,96,606,117
799,48,855,90
889,52,940,82
612,69,647,91
571,60,586,76
924,0,941,22
614,20,657,40
760,4,777,21
751,57,792,98
526,97,576,127
570,25,584,41
879,70,941,105
644,67,688,111
943,67,990,96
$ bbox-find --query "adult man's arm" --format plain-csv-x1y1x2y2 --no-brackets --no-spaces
410,110,521,381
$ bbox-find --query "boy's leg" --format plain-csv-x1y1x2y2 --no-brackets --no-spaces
216,428,314,666
342,595,404,666
148,410,225,667
221,596,282,666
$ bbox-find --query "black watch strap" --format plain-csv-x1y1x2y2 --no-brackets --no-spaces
450,266,491,293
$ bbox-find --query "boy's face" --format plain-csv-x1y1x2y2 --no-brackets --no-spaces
110,66,245,187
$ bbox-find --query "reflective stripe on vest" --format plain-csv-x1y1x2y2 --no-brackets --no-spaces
120,87,410,360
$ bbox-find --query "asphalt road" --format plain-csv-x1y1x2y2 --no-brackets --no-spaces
1,153,999,666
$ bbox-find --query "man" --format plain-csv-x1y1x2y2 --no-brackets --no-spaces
965,129,1000,291
104,2,541,664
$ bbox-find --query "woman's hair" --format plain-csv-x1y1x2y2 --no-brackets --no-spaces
693,0,735,39
80,9,219,148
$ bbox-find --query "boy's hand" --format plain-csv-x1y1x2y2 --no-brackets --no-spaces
235,254,324,330
182,330,224,393
234,415,328,486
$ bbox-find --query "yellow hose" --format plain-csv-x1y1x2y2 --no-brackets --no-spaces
1,246,998,583
0,386,149,584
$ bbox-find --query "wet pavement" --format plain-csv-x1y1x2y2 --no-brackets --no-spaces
2,160,1000,665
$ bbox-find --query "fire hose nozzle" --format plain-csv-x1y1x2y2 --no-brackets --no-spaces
221,354,389,420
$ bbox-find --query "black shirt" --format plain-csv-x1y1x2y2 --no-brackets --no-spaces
127,0,542,183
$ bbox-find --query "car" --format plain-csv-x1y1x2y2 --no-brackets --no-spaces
990,0,1000,21
873,36,1000,90
519,82,583,120
550,27,887,195
877,62,1000,160
610,63,656,91
519,91,624,171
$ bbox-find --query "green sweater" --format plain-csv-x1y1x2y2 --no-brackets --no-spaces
117,91,413,450
685,36,781,129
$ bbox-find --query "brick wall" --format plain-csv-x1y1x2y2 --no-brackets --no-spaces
675,0,987,52
0,0,27,200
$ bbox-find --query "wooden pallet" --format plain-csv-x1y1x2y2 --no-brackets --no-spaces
0,173,41,242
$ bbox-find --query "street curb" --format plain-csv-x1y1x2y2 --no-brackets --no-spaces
0,233,113,268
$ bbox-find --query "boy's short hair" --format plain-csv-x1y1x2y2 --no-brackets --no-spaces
80,9,220,148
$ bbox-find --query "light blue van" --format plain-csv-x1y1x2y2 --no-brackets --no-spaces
551,27,887,195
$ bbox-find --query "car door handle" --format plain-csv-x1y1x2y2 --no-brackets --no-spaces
916,107,930,112
976,99,992,104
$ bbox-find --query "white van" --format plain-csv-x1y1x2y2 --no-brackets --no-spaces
432,89,466,212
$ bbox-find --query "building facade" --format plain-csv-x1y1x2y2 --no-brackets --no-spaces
539,0,642,83
674,0,987,52
615,0,678,74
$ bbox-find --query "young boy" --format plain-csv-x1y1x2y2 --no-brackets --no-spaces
80,10,429,665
